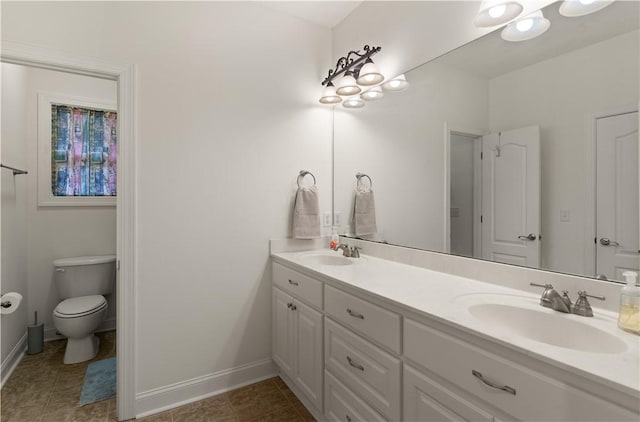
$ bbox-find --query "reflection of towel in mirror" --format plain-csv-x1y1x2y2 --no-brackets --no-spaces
354,188,377,236
293,186,320,239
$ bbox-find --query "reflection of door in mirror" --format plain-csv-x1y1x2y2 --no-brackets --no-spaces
596,111,639,281
449,133,481,258
481,126,541,267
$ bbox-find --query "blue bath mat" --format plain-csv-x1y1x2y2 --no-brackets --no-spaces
79,357,116,406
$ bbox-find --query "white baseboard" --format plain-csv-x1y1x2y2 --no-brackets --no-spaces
44,317,116,341
135,357,277,418
1,333,27,388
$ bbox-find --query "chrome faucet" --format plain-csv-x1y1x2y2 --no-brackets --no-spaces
530,283,571,313
530,283,605,317
332,243,361,258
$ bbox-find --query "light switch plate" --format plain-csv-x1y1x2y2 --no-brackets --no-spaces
323,212,332,227
560,208,570,222
334,212,342,227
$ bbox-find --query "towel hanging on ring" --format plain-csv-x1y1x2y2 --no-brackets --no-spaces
293,170,320,239
354,173,377,236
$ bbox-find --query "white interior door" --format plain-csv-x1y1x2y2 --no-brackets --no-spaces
482,126,541,267
596,111,639,281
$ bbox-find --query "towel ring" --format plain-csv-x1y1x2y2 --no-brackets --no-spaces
356,172,372,190
297,170,316,188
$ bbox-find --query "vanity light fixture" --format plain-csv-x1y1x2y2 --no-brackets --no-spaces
336,71,362,96
361,86,384,101
501,10,550,42
559,0,614,17
474,0,524,27
319,45,383,104
319,82,342,104
382,74,409,92
343,96,365,109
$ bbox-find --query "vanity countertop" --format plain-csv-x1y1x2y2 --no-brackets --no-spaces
271,249,640,399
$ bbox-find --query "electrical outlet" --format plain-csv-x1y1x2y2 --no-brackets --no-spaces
334,212,342,227
322,212,332,227
560,208,570,222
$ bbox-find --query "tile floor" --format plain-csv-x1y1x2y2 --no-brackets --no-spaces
1,330,315,422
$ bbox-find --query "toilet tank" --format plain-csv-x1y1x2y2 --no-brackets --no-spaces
53,255,116,299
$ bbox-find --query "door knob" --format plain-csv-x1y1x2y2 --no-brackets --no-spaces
599,238,620,247
518,233,536,241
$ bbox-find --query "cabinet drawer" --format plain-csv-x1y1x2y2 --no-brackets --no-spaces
324,285,401,353
273,263,322,308
404,364,493,422
325,318,401,421
404,318,638,421
325,370,387,422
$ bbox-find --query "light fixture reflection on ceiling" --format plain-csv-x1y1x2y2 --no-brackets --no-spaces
559,0,614,17
501,10,550,42
318,82,342,104
343,96,365,109
361,86,384,101
382,74,409,92
474,0,524,27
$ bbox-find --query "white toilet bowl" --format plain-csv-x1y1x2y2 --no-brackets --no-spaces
53,295,108,364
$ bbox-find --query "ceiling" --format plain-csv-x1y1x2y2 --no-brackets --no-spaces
262,1,362,29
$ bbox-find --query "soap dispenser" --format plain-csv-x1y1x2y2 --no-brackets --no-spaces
329,227,339,250
617,271,640,334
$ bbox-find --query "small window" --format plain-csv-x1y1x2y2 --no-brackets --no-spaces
38,93,117,206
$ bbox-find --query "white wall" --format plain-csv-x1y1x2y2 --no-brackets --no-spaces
489,30,640,276
1,63,29,375
2,1,332,402
334,62,489,251
22,66,118,337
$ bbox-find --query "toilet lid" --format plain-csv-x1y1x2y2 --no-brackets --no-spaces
55,295,107,317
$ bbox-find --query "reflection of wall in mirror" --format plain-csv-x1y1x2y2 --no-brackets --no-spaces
334,62,489,251
489,30,639,276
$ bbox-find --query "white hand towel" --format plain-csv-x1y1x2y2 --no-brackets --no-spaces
354,188,377,236
293,186,320,239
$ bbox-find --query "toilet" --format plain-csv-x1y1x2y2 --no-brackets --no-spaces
52,255,115,364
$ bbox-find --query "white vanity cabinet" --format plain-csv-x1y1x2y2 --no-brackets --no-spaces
271,257,639,422
272,286,323,410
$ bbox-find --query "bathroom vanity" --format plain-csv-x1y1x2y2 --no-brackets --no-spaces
271,245,639,422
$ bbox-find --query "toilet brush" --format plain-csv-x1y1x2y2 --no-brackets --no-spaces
27,311,44,355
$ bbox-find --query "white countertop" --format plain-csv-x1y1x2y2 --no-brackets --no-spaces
272,249,640,398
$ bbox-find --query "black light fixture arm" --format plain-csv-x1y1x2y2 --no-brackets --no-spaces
321,45,381,86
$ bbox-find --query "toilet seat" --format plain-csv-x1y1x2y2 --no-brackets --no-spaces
54,295,107,318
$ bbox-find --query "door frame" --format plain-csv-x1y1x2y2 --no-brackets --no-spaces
1,41,137,421
444,123,485,256
584,104,638,279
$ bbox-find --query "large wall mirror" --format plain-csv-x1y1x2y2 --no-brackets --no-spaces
333,1,639,283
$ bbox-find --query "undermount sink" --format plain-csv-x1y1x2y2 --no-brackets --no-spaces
456,294,628,354
300,253,353,266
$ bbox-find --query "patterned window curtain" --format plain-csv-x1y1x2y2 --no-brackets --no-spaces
51,105,117,196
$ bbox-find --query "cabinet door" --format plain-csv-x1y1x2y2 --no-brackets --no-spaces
404,364,493,422
293,299,323,410
273,288,294,377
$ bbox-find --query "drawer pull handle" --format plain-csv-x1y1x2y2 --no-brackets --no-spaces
347,356,364,371
346,308,364,319
288,279,299,286
472,370,516,395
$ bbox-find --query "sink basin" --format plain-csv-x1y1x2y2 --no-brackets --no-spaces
300,254,353,266
456,293,628,354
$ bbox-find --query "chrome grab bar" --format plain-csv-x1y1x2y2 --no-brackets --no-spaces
346,308,364,319
472,370,516,395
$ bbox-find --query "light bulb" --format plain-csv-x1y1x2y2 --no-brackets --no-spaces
382,74,409,92
343,97,365,109
516,18,534,32
336,73,361,96
579,0,596,4
319,83,342,104
361,86,384,101
488,4,506,18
